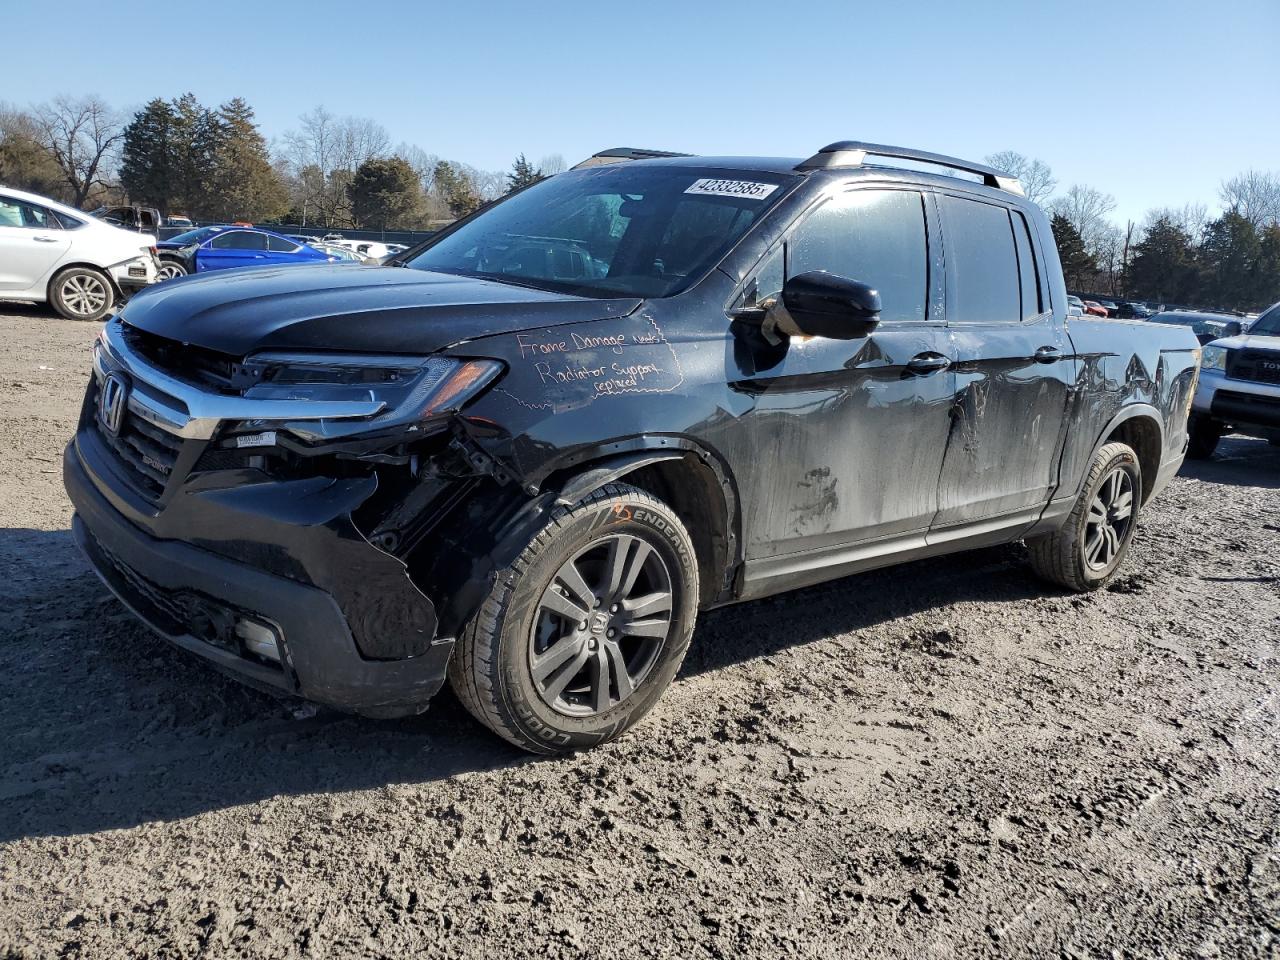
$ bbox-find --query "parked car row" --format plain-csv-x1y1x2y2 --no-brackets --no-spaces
154,225,354,279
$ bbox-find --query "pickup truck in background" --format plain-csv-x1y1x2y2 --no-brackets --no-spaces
1188,299,1280,457
64,141,1201,754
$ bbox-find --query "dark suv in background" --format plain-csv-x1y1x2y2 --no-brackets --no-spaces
65,142,1200,753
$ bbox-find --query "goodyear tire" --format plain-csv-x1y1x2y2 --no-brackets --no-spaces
1027,442,1142,592
448,483,698,754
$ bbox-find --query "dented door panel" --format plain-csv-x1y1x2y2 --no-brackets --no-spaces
934,317,1074,526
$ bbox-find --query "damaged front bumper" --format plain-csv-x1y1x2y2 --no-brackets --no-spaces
64,432,454,718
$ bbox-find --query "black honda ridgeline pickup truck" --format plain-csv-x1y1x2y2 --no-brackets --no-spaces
65,142,1201,753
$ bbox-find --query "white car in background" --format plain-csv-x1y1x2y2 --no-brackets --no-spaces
0,186,159,322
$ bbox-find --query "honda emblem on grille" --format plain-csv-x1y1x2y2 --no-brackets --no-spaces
98,373,129,436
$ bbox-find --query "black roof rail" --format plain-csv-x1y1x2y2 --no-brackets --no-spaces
796,141,1024,195
570,147,693,170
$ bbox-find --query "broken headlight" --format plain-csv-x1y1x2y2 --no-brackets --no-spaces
1199,345,1228,372
233,353,504,443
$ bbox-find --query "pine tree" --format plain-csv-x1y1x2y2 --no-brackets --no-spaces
120,98,176,209
506,153,543,192
1050,213,1096,290
207,98,288,222
348,156,421,229
168,93,219,218
1199,211,1261,310
1253,224,1280,310
1127,217,1199,304
434,161,483,219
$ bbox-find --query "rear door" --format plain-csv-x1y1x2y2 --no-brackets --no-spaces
197,230,269,271
727,185,957,566
932,193,1073,530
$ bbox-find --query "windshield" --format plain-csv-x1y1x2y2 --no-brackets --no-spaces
166,226,222,245
1252,303,1280,336
405,165,798,298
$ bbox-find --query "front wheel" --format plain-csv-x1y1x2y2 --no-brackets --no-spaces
448,483,698,754
49,267,115,322
1027,442,1142,591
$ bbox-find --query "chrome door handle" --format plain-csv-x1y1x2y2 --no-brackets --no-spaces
1034,346,1063,363
906,352,951,374
33,235,60,243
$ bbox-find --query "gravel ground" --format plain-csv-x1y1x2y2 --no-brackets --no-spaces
1,305,1278,959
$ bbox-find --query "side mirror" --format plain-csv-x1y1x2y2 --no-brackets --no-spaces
1223,321,1243,338
781,271,881,339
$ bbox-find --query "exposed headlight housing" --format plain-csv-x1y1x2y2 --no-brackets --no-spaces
231,353,504,443
1200,345,1228,372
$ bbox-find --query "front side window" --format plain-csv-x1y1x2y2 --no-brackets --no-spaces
406,165,798,298
211,230,268,250
788,189,928,323
940,195,1021,324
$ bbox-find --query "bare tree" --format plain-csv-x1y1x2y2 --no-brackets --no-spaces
984,150,1057,205
281,107,390,226
538,153,568,176
1141,202,1210,242
1050,184,1118,255
31,95,123,207
1219,170,1280,228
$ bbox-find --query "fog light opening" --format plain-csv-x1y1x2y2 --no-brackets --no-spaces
235,618,282,663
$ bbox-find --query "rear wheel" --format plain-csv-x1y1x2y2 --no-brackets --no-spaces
448,483,698,754
1028,442,1141,592
1186,414,1223,460
49,267,114,322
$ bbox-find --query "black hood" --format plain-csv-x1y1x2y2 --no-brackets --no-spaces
121,264,641,356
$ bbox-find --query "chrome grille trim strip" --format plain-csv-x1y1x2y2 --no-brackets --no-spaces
97,320,387,441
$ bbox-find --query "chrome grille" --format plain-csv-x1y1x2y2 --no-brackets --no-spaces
89,379,185,500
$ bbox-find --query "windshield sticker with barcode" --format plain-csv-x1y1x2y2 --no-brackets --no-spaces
684,178,779,200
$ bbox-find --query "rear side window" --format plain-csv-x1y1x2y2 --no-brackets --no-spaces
267,234,300,253
789,189,928,323
52,210,86,230
940,195,1021,324
211,230,268,250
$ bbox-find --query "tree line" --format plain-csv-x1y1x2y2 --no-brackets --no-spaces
990,151,1280,312
0,94,561,231
1,95,1276,312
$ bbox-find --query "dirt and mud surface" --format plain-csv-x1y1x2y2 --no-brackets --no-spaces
1,305,1277,958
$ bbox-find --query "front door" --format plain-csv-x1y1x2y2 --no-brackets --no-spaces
197,230,270,271
725,186,957,585
0,197,71,292
931,193,1074,530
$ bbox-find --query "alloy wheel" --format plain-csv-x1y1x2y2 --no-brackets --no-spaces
61,274,107,317
158,261,187,281
529,533,674,717
1083,466,1134,571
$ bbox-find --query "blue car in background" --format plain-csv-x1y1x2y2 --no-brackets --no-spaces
156,225,343,280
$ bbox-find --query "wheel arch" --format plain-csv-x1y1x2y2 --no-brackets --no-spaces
1094,405,1164,504
537,437,741,607
46,261,122,300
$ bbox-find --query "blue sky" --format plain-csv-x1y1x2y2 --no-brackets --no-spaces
4,0,1276,225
